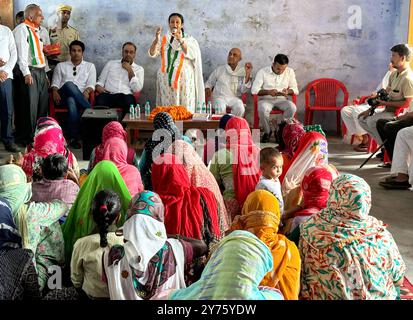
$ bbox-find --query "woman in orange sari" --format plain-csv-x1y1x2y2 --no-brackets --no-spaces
230,189,301,300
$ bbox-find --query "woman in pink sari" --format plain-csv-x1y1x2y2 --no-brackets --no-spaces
102,137,144,196
22,117,78,182
168,139,229,232
88,121,138,173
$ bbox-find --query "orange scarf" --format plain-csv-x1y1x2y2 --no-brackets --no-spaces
230,190,301,300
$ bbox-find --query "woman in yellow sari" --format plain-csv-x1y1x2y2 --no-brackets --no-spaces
230,190,301,300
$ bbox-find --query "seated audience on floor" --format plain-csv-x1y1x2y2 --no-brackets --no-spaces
203,114,233,166
71,189,124,300
51,40,96,149
255,147,284,215
204,48,252,117
62,161,132,261
87,121,139,173
299,174,406,300
276,120,306,171
104,191,208,300
355,44,413,155
230,190,301,300
102,137,144,196
95,42,144,117
21,117,80,182
379,126,413,190
31,153,79,218
0,197,40,300
164,230,284,300
152,153,222,249
282,165,333,239
209,117,261,219
251,53,299,143
0,164,68,293
167,139,230,231
341,63,394,151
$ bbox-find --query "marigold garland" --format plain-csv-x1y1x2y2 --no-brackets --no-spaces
148,105,193,121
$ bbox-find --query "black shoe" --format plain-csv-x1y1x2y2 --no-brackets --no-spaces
261,131,273,143
375,149,385,160
69,139,81,149
379,180,411,190
4,143,20,152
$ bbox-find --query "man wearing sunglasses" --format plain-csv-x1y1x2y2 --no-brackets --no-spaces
51,40,96,149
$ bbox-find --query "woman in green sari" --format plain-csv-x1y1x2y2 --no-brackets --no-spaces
62,160,132,260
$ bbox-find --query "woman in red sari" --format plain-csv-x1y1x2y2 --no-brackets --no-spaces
152,153,221,247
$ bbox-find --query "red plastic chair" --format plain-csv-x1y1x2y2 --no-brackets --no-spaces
253,93,297,129
304,78,349,135
49,89,95,118
205,92,248,115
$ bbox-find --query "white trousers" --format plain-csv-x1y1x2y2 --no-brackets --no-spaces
258,98,296,134
212,95,245,117
341,104,370,137
391,126,413,185
358,110,394,145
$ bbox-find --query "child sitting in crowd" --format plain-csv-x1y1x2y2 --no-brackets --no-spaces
255,147,284,215
31,153,80,222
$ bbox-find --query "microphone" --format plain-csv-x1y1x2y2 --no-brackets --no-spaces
171,27,177,36
170,28,177,45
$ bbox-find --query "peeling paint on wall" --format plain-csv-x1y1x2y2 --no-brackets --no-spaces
14,0,409,130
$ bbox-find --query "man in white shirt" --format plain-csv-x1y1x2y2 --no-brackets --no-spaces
95,42,144,116
51,40,96,148
204,48,252,117
13,4,49,145
0,22,19,152
251,54,299,143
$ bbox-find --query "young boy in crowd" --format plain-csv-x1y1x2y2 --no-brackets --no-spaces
31,153,80,221
255,147,284,214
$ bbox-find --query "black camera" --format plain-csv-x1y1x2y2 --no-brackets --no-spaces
367,88,390,108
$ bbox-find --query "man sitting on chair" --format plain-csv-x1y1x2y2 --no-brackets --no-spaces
204,48,252,117
51,40,96,149
95,42,144,117
251,54,298,143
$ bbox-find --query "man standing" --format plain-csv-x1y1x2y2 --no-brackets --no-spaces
14,4,49,144
95,42,144,116
204,48,252,117
0,21,19,152
51,40,96,149
252,54,299,143
48,5,80,69
357,44,413,148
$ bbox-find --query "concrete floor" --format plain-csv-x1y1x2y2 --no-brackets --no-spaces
1,133,412,281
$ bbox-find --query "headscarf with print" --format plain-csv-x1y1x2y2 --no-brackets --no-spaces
299,174,406,300
92,121,135,170
169,230,283,300
168,140,229,231
281,122,306,159
151,153,221,244
230,190,301,300
104,191,186,300
225,117,261,207
22,117,74,180
291,166,333,218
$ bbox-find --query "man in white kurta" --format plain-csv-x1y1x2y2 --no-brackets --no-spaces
205,48,252,117
251,54,299,142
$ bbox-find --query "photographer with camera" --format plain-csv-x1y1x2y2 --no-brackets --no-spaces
356,44,413,153
341,63,394,151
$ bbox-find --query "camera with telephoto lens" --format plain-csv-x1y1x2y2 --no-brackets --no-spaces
367,88,390,115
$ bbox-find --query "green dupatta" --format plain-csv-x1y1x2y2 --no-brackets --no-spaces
62,160,132,259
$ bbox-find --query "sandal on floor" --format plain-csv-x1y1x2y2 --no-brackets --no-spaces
353,143,368,152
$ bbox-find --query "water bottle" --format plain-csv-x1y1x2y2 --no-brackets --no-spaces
201,102,206,114
129,104,135,119
144,101,151,116
214,102,220,115
207,101,212,115
196,101,201,113
135,104,140,119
